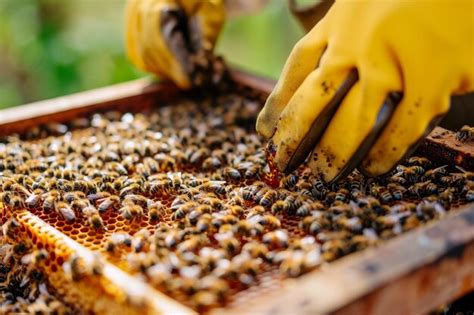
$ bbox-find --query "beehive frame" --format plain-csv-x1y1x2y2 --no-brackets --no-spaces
0,70,473,314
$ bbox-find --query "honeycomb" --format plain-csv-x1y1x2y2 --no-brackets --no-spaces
0,90,472,314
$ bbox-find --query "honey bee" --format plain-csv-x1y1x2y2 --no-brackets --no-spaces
148,200,165,221
105,232,132,253
243,164,260,179
387,183,406,200
63,255,87,282
407,156,432,168
259,190,278,207
199,275,229,299
119,183,141,198
296,201,325,217
97,195,120,213
177,235,208,253
223,167,241,181
281,174,298,189
195,213,213,233
131,229,150,253
82,206,104,229
371,185,392,203
119,202,144,220
20,249,49,268
271,200,288,214
190,291,218,311
55,201,76,222
189,148,209,165
263,230,289,248
242,241,269,260
225,205,244,217
423,165,448,180
2,218,20,239
215,234,239,255
246,205,265,218
8,194,25,210
455,125,474,142
106,161,128,176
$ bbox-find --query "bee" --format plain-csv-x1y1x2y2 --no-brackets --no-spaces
38,190,57,211
216,235,240,255
271,200,288,214
466,189,474,202
234,219,264,237
63,255,87,282
455,125,474,142
119,183,141,198
296,201,325,217
279,250,320,277
335,188,350,202
82,206,104,229
221,205,242,218
20,249,49,267
105,232,132,253
177,235,207,253
2,218,20,239
243,164,260,179
439,174,465,187
231,254,261,279
407,156,432,168
199,181,227,195
196,214,213,233
171,201,197,220
55,201,76,222
97,195,120,213
371,185,392,203
423,165,448,180
4,193,23,211
321,239,348,262
9,183,30,196
198,275,229,299
106,161,128,176
201,197,222,210
259,190,278,207
281,174,298,189
189,148,209,165
119,202,144,220
242,241,269,260
390,174,407,185
131,229,150,253
223,167,241,181
439,187,455,205
263,230,289,248
190,291,218,311
246,205,265,219
387,183,406,200
241,188,254,201
148,200,165,222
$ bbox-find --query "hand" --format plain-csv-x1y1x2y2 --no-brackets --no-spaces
125,0,225,89
257,0,473,182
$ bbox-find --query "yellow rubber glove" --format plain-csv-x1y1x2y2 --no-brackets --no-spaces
257,0,474,182
125,0,225,89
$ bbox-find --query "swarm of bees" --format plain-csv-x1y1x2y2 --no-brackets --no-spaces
0,93,472,312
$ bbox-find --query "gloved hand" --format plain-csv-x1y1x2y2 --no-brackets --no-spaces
257,0,474,182
125,0,225,89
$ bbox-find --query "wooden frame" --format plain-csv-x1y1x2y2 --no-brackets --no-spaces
0,70,473,314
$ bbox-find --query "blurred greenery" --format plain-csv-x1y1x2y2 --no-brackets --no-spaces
0,0,303,109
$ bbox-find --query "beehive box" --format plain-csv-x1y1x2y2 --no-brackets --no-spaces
0,70,473,314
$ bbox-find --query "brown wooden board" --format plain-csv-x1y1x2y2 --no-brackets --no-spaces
0,70,473,314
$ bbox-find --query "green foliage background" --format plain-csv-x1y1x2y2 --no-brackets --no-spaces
0,0,303,109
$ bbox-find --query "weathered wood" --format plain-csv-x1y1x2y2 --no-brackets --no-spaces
417,127,474,171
